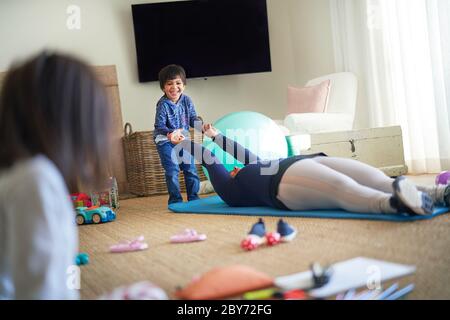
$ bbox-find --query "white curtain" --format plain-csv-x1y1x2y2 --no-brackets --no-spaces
330,0,450,174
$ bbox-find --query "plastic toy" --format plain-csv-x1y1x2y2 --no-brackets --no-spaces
110,235,148,253
75,206,116,225
90,177,119,209
170,229,207,243
75,253,89,266
70,193,92,208
202,111,288,179
435,171,450,185
70,177,119,210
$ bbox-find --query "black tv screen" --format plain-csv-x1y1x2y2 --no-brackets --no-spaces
131,0,272,83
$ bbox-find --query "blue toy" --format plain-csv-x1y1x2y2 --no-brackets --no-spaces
75,206,116,225
75,253,89,266
202,111,288,179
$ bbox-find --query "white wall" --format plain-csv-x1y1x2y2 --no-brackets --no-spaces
0,0,335,131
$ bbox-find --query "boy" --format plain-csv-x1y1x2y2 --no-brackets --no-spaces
154,64,204,204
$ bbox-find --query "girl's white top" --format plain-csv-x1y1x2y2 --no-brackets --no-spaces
0,155,79,299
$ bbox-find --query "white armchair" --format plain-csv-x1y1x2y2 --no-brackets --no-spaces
283,72,358,135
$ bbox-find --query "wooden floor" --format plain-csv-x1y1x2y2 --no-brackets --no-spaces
78,175,450,300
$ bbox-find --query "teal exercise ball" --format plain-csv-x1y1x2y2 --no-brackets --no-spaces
202,111,288,179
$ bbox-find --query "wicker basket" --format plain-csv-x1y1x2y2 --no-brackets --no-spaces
122,123,207,196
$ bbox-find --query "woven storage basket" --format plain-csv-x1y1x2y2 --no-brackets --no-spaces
123,123,207,196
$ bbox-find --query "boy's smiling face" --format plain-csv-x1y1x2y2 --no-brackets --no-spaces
163,76,185,103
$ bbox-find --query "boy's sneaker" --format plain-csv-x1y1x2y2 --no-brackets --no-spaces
277,219,297,242
248,218,266,237
241,218,266,251
391,176,434,215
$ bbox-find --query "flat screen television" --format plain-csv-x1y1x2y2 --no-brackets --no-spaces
131,0,272,83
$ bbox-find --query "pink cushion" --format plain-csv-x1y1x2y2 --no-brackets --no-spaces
287,80,330,115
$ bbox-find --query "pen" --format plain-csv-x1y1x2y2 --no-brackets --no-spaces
354,289,380,300
243,288,276,300
274,289,306,300
343,289,356,300
243,288,306,300
353,289,370,300
375,283,399,300
335,293,345,300
384,284,415,300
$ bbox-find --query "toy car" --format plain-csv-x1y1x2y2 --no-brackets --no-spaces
76,206,116,225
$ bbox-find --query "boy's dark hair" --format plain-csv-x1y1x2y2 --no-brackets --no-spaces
0,51,112,192
158,64,186,90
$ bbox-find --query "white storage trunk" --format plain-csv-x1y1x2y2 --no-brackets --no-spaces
288,126,408,177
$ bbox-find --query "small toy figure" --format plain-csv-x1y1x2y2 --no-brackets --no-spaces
170,229,207,243
75,206,116,225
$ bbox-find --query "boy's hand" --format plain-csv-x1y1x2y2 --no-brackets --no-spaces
168,129,185,144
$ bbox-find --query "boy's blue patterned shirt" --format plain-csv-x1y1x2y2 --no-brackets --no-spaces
153,94,200,144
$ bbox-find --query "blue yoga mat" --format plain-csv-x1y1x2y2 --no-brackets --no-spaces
169,195,449,222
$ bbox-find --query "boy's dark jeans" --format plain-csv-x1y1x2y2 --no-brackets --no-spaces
156,141,200,204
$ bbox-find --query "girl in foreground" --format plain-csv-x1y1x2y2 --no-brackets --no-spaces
0,52,112,299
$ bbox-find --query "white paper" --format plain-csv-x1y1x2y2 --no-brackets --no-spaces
274,270,314,291
308,257,416,298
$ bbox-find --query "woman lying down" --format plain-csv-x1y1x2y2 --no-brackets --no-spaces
171,125,448,215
